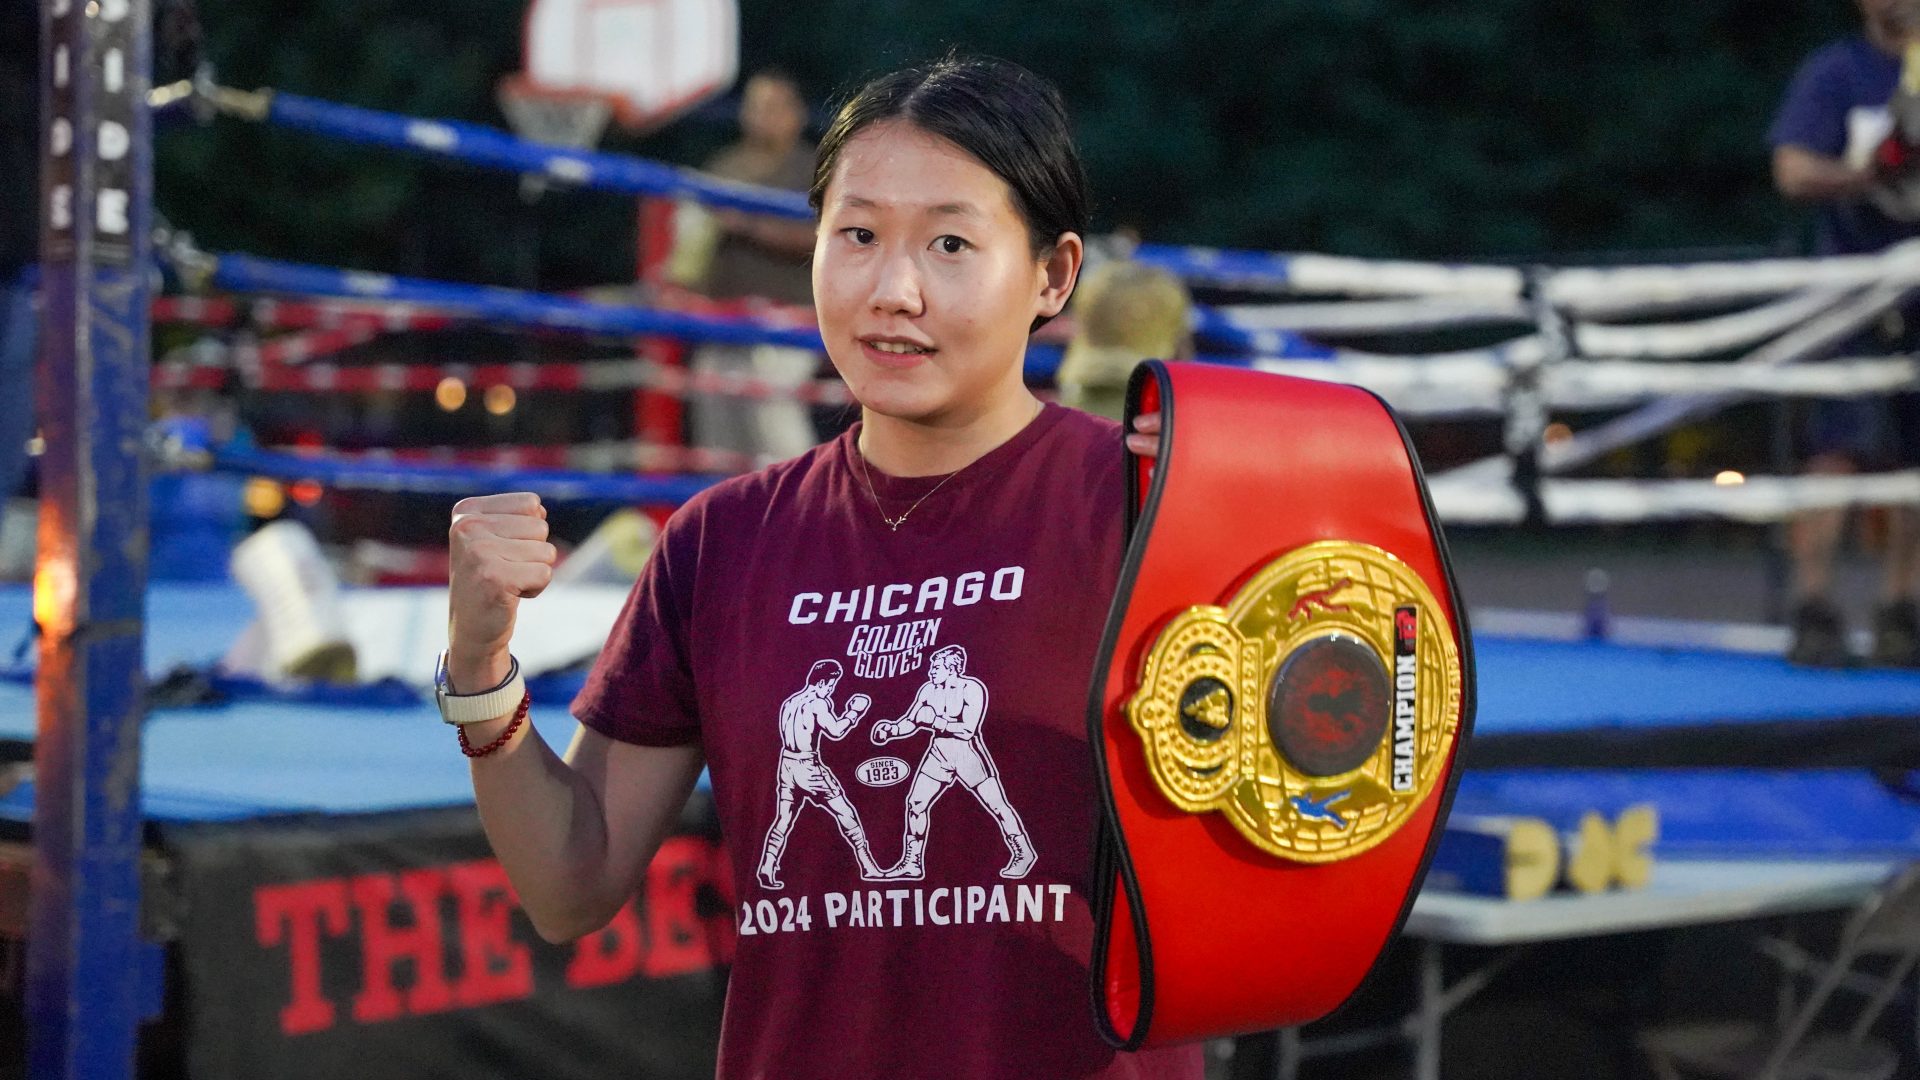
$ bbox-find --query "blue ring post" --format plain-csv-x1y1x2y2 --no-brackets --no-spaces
31,0,152,1076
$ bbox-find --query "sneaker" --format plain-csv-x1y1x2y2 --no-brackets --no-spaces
1787,598,1851,667
1871,599,1920,667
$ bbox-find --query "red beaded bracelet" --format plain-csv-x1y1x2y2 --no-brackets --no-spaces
457,690,532,759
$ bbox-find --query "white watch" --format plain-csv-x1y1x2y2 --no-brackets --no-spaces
434,653,526,726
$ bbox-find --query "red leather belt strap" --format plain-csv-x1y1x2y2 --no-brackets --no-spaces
1087,361,1476,1049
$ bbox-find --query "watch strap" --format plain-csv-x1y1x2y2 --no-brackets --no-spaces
436,653,527,726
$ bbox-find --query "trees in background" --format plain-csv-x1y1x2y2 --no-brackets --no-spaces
157,0,1855,287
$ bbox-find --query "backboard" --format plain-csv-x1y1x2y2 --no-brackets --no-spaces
521,0,739,131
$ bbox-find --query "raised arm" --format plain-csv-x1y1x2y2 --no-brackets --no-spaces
448,492,702,943
1773,144,1878,203
819,691,871,740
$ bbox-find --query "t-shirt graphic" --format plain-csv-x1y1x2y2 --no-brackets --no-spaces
869,643,1036,880
573,404,1204,1080
759,659,884,888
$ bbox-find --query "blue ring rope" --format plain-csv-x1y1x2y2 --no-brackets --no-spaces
1189,307,1331,357
249,94,1333,347
1134,242,1299,289
266,91,814,219
247,93,1449,301
236,93,1368,349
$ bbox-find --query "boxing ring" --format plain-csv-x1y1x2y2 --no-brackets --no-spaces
3,578,1919,1078
29,14,1920,1079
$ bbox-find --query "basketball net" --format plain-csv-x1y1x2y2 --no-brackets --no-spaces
497,73,615,200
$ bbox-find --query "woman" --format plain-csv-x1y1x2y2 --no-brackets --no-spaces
440,56,1198,1079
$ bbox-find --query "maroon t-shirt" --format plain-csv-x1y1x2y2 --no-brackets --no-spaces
574,404,1202,1080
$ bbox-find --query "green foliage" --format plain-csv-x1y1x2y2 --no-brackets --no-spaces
160,0,1861,285
158,0,632,287
745,0,1857,260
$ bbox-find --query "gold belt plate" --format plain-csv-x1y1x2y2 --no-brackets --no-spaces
1125,540,1463,863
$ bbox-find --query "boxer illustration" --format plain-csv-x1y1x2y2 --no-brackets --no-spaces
758,659,885,888
871,645,1036,880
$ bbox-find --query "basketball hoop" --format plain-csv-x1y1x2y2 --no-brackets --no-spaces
498,74,615,149
497,74,615,199
521,0,738,132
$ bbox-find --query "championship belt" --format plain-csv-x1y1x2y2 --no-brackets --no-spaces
1087,361,1475,1049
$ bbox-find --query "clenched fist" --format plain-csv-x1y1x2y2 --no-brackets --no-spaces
842,692,872,723
447,492,557,691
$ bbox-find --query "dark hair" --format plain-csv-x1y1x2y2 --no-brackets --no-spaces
809,55,1091,264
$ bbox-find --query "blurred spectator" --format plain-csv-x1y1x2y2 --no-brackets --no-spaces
1770,0,1920,666
0,0,38,503
678,69,819,462
1056,259,1192,420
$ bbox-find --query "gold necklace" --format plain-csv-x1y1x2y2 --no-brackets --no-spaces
855,401,1041,531
856,449,962,531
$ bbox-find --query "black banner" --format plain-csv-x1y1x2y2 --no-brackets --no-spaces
164,797,733,1080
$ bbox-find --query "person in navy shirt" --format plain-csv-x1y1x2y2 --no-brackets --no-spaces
1770,0,1920,667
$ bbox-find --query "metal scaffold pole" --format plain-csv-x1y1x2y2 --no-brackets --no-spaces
31,0,153,1075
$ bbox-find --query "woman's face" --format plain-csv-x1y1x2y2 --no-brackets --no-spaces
813,120,1076,427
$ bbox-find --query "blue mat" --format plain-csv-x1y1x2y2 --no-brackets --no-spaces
0,584,1917,831
1475,637,1920,730
0,678,580,822
1453,769,1920,859
0,584,581,822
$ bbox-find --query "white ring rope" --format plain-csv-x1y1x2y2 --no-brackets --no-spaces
1432,470,1920,526
1545,356,1920,407
1210,287,1864,377
1210,297,1531,336
1281,253,1527,300
1542,239,1920,316
1253,355,1919,417
1568,287,1856,359
1172,244,1920,521
1133,244,1525,298
1436,280,1920,484
1539,280,1917,475
1210,285,1852,357
1250,356,1508,417
1138,239,1920,314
